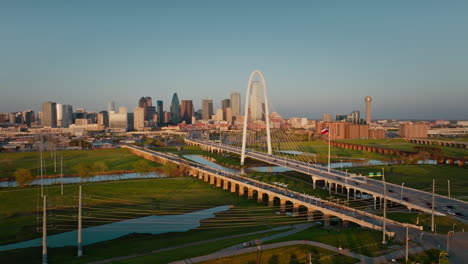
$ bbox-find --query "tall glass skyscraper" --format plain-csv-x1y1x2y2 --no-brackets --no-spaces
157,100,164,126
170,93,180,124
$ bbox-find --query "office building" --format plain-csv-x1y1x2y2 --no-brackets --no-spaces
399,122,428,138
42,102,57,127
109,107,128,132
221,99,230,121
202,99,213,120
170,93,180,124
97,111,109,127
249,81,263,121
108,101,116,113
180,100,193,124
230,91,241,118
134,107,145,130
63,105,73,128
157,100,164,126
322,113,332,122
22,110,35,126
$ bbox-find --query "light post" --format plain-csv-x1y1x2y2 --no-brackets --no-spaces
313,153,317,165
382,167,387,244
452,223,456,232
400,182,405,203
447,231,454,256
307,160,312,175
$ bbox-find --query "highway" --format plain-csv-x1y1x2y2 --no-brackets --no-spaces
124,144,394,230
185,137,468,223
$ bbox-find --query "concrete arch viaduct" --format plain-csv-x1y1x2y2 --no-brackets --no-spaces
121,144,431,236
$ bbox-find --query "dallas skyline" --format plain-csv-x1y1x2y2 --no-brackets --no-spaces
1,1,467,120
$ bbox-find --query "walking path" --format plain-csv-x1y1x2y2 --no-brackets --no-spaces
89,223,309,264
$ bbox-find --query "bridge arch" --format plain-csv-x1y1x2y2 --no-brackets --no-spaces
241,70,272,165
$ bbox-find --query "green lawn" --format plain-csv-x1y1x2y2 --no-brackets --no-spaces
199,244,359,264
385,212,468,235
396,249,443,264
0,148,161,179
344,165,468,199
0,178,309,264
265,226,389,257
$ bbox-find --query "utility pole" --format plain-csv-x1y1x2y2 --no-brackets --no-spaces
78,185,83,257
448,180,450,198
40,137,44,197
382,167,387,244
431,179,435,233
60,156,63,195
42,195,47,264
327,126,331,173
405,225,409,262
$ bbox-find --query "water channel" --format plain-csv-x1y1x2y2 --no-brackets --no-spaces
0,172,166,188
0,205,231,251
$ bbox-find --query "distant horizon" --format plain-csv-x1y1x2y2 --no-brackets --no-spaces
1,1,467,120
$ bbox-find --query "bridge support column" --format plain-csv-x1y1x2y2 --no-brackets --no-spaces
223,180,229,190
307,209,315,222
198,172,203,180
334,183,338,195
280,200,286,215
216,178,222,188
209,175,215,185
323,214,331,226
204,174,209,182
346,188,350,201
292,204,299,217
342,220,350,228
247,189,254,200
257,192,264,204
328,181,331,195
379,197,382,209
268,196,274,207
312,178,316,189
239,186,245,196
373,197,377,210
230,183,236,193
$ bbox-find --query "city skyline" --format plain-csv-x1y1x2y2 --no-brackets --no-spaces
1,1,467,120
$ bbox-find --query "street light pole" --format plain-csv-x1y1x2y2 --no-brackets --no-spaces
447,231,454,256
431,179,435,233
382,167,387,244
448,180,451,198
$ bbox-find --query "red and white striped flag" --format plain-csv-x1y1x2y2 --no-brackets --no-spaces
320,127,329,134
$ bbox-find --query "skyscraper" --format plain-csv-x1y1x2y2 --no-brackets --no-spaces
249,81,263,121
170,93,180,124
108,101,116,113
63,105,73,127
180,100,193,124
230,91,241,117
42,102,57,127
138,96,154,121
157,100,164,126
56,103,63,127
202,99,213,120
365,96,372,124
22,110,35,126
133,107,145,130
221,99,231,121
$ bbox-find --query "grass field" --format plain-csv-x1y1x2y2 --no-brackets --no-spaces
344,164,468,198
336,139,468,159
385,212,468,235
0,177,309,263
0,148,161,179
265,226,388,257
198,244,359,264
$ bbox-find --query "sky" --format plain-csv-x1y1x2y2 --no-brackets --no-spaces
1,1,467,120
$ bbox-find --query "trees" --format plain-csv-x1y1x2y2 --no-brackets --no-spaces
74,163,94,182
14,168,34,187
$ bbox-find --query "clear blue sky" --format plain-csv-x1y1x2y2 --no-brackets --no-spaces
1,1,467,120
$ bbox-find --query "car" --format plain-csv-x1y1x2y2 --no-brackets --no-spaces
402,197,411,202
447,210,456,216
447,205,455,209
388,189,394,193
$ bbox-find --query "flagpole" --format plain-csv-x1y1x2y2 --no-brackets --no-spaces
328,125,331,173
